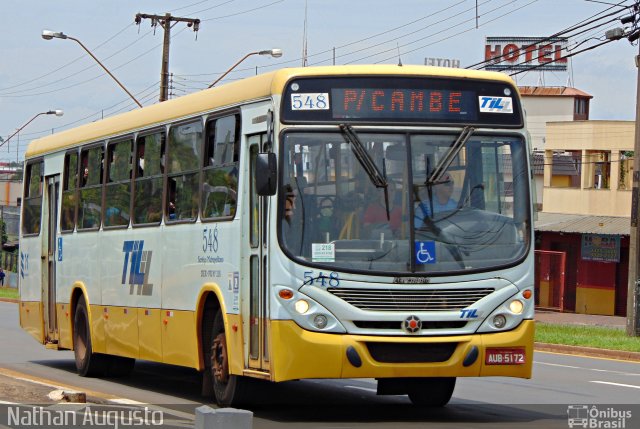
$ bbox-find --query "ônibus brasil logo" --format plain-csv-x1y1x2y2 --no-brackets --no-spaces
121,240,153,296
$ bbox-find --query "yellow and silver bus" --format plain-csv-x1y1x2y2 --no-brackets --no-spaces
19,65,534,407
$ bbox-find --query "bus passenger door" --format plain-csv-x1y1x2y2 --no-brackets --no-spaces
43,175,60,344
247,136,270,373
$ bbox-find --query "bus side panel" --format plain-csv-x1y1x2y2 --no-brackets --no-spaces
226,313,244,376
160,223,204,368
105,306,139,359
101,230,159,359
19,235,44,344
19,301,45,344
138,308,162,362
90,304,107,353
161,310,198,367
61,232,105,352
57,303,72,349
161,220,242,369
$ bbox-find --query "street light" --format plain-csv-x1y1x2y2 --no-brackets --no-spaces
1,110,64,148
42,30,143,108
208,49,283,88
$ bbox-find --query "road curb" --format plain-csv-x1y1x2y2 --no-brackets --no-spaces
0,298,18,303
535,342,640,362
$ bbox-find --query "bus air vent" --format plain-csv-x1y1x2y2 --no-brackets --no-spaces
365,342,458,363
327,287,494,311
352,320,467,330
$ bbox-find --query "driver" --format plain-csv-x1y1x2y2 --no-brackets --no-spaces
415,172,457,225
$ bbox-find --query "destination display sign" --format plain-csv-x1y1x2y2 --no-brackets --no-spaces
282,76,523,127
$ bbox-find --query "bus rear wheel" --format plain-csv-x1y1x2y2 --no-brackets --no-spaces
407,377,456,407
210,311,249,406
73,298,106,377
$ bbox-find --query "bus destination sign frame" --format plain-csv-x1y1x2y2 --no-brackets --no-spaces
281,76,523,127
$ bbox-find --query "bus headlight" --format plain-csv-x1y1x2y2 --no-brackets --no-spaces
275,286,346,333
477,288,533,333
294,299,310,314
509,299,524,314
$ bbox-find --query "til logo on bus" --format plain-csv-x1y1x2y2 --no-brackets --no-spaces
121,240,153,296
460,309,479,319
479,96,513,114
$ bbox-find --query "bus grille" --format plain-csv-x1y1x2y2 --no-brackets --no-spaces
365,342,457,363
326,287,494,311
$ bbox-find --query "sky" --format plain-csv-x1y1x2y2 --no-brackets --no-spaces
0,0,638,164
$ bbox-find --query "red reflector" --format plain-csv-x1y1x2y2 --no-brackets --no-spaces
485,348,526,365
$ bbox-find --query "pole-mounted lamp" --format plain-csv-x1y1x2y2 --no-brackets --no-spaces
1,110,64,148
42,30,143,108
208,49,283,88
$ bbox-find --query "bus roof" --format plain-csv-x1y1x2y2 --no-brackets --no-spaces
26,65,515,158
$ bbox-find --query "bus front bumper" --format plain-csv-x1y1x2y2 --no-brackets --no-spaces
269,319,534,382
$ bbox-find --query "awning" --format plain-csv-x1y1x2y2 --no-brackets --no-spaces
534,212,630,236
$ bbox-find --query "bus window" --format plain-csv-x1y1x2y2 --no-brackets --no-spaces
167,121,202,222
22,160,43,235
61,152,78,232
133,132,165,225
202,115,239,220
104,139,132,228
78,145,104,230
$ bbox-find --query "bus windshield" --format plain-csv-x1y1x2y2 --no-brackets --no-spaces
279,130,530,274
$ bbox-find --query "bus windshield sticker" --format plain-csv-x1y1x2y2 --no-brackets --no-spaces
415,241,436,264
57,237,63,262
312,243,335,263
291,93,329,111
478,96,513,114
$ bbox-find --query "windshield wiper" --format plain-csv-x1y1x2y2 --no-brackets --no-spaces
339,124,390,220
426,126,475,186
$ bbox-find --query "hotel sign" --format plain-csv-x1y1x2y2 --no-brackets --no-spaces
484,37,568,72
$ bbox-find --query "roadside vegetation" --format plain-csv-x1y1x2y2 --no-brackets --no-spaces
0,287,18,300
536,322,640,352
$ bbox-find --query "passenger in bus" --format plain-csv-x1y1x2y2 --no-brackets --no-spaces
415,172,457,226
283,184,303,253
363,186,402,237
136,143,145,177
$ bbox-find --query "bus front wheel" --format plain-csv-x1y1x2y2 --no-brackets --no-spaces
407,377,456,407
73,298,106,377
210,311,249,406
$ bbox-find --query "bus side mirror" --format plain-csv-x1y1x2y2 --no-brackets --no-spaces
256,152,277,196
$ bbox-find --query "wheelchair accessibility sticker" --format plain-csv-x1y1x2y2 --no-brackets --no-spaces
415,241,436,264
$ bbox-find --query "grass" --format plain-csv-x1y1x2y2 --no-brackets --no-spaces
0,287,18,300
535,322,640,352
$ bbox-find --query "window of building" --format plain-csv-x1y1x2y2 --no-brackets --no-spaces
549,150,581,188
202,114,240,220
61,152,78,232
22,160,43,235
586,150,611,189
619,151,634,190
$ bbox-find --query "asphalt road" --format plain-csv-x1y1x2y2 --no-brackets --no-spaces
1,301,639,429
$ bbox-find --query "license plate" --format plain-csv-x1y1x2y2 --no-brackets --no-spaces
485,347,526,365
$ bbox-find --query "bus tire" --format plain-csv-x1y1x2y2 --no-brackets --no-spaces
73,298,106,377
407,377,456,407
210,311,250,406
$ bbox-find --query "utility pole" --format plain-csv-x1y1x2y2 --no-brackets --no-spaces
135,13,200,102
629,40,640,337
619,1,640,336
